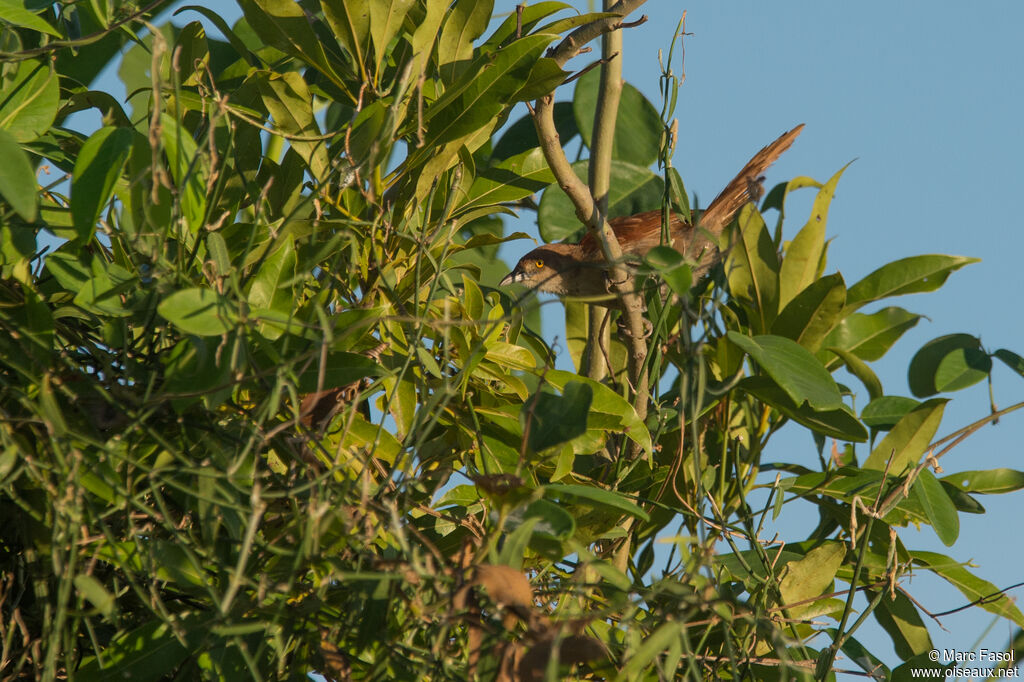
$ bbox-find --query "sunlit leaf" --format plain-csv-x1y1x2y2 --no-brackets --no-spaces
778,164,849,309
845,255,979,312
863,398,947,473
158,288,239,336
0,58,59,142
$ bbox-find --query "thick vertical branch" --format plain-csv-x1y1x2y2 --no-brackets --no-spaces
530,0,650,428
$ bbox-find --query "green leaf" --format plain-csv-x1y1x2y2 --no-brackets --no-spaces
0,129,37,221
480,1,570,52
573,67,661,167
158,288,239,336
861,395,920,430
492,102,578,161
296,352,383,393
994,348,1024,378
368,0,415,78
511,56,569,101
247,237,296,313
845,254,979,312
525,381,592,452
238,0,345,92
771,273,846,352
0,58,59,142
863,398,947,473
0,0,61,35
74,574,115,617
890,654,947,682
513,499,575,546
456,147,554,216
537,160,662,242
941,468,1024,495
321,0,370,72
827,345,883,401
498,517,541,569
820,307,921,365
544,483,649,522
257,72,329,180
544,370,652,454
76,616,203,682
725,205,779,331
914,468,959,546
728,332,842,410
70,127,134,241
911,551,1024,628
740,376,867,442
908,334,991,397
778,164,849,308
778,542,845,617
419,33,555,161
870,589,933,659
437,0,494,82
643,245,692,298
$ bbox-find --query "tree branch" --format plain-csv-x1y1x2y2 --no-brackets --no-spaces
531,0,650,442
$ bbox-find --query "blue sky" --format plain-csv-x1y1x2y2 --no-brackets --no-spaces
119,0,1024,674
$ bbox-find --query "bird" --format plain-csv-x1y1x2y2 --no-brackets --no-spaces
499,125,804,303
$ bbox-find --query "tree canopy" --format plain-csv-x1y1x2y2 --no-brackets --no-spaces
1,0,1023,680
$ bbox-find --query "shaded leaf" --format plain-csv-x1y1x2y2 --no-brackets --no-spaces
728,332,842,410
861,395,920,430
827,345,883,401
870,589,933,660
525,381,592,452
994,348,1024,378
492,101,578,161
908,334,990,397
545,370,652,454
914,468,959,546
537,159,662,242
573,67,661,167
740,376,867,442
544,483,649,522
0,128,37,221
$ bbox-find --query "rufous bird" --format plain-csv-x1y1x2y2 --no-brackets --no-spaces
499,125,804,303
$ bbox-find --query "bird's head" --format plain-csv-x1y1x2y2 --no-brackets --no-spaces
499,244,584,295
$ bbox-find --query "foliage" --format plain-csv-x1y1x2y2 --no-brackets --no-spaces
1,0,1023,680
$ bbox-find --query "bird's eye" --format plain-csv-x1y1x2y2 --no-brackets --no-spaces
534,259,544,269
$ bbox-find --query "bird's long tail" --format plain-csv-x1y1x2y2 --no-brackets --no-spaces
699,124,804,236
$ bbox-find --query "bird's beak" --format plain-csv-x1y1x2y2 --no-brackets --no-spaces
498,270,521,287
